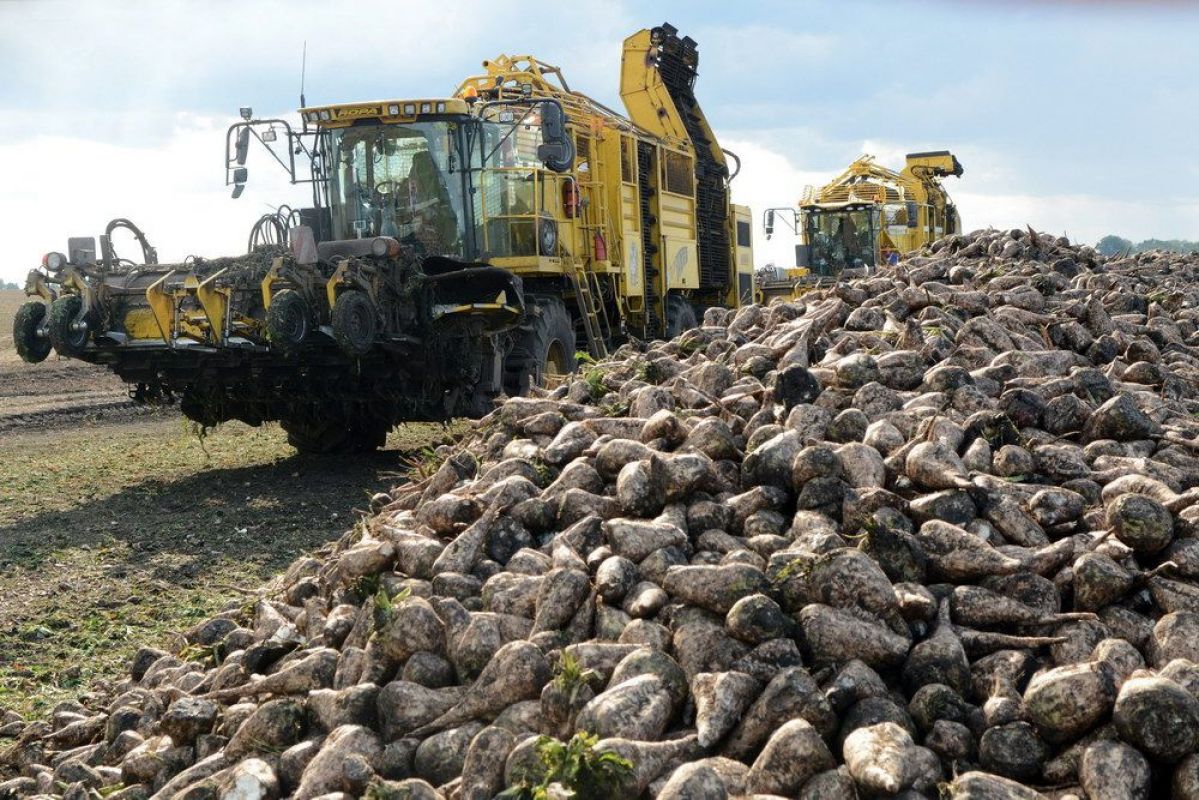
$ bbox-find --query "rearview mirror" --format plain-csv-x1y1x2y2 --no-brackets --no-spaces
235,128,251,165
231,166,248,199
541,101,566,142
537,101,574,173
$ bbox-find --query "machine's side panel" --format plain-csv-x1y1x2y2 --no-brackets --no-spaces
606,132,644,307
733,204,755,306
659,147,699,291
620,185,645,300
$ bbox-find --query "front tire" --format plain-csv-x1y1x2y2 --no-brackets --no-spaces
332,290,377,358
47,295,93,357
265,290,311,355
14,301,52,363
504,295,577,396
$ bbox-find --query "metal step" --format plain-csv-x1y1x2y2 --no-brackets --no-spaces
568,263,609,360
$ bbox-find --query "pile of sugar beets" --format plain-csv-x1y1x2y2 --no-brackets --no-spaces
9,228,1199,800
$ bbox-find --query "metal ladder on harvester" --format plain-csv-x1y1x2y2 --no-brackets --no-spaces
568,261,610,360
569,130,614,360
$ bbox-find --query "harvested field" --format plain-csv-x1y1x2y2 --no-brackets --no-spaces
0,420,458,717
0,291,150,433
0,291,459,715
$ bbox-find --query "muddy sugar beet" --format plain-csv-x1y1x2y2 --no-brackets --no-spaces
7,228,1199,798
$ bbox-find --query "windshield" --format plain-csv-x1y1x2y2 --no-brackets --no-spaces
806,208,877,276
329,122,466,256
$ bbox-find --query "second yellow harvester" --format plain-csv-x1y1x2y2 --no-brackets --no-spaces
758,150,963,300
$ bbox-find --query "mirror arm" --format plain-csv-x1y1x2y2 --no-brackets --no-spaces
476,98,569,167
477,99,534,166
226,119,302,185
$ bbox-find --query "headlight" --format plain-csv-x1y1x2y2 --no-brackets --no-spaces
370,237,399,258
43,252,67,271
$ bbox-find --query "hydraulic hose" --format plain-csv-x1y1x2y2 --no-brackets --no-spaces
247,207,301,252
105,218,159,265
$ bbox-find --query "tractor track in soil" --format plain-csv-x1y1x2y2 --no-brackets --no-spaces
0,359,159,434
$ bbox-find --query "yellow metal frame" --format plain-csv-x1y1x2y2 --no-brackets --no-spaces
431,298,523,334
57,268,98,320
299,98,471,129
260,258,285,310
187,269,230,344
24,270,56,303
145,271,177,343
325,262,348,311
325,259,378,309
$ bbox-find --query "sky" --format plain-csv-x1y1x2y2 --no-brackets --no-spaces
2,0,1198,281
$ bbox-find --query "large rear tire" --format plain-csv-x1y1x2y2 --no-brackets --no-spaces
265,290,311,355
13,301,52,363
47,295,93,357
503,295,577,397
332,290,377,358
665,293,699,340
281,410,390,455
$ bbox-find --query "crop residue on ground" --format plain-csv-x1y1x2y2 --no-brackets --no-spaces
0,369,456,715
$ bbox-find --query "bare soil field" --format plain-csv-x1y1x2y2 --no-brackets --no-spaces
0,291,455,715
0,290,152,433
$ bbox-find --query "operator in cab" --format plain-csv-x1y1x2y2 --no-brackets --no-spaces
396,151,460,255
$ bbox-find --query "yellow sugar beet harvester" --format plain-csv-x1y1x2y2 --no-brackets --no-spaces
757,151,962,301
12,23,753,453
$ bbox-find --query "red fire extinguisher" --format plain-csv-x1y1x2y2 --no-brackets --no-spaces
562,177,580,219
594,232,608,261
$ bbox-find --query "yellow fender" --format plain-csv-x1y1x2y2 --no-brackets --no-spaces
185,268,229,345
325,260,350,310
260,257,286,310
59,268,98,319
325,259,375,310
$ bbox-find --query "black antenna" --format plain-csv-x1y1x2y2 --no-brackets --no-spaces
299,40,308,108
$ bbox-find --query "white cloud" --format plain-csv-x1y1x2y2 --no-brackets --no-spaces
857,139,909,171
692,25,839,72
3,1,1198,285
953,191,1199,246
0,114,308,281
1,1,482,100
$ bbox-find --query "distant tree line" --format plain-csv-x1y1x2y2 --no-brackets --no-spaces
1096,235,1199,257
0,279,20,291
